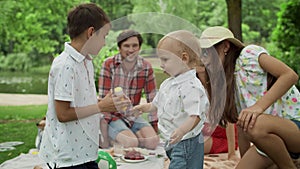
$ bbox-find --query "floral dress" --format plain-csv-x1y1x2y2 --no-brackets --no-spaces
235,44,300,121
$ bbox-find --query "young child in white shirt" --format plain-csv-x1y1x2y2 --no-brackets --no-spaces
133,30,209,169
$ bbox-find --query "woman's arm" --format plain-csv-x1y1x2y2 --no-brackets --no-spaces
237,53,299,130
256,53,298,111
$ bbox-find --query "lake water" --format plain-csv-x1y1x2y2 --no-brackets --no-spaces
0,72,48,94
0,68,169,95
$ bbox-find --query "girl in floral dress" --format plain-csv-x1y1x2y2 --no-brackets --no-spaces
200,26,300,169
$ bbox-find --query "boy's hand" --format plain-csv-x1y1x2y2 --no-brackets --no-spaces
98,92,130,112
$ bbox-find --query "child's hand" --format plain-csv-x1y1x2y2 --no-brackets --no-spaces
237,104,264,131
132,104,151,114
169,128,185,145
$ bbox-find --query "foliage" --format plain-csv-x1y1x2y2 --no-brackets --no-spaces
241,24,260,45
0,0,298,89
91,0,134,30
272,0,300,88
0,53,32,71
0,105,47,164
242,0,285,42
129,0,227,47
0,0,86,68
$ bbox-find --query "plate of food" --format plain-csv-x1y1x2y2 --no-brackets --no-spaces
121,149,148,163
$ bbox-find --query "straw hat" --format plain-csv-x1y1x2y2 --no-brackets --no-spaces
199,26,244,48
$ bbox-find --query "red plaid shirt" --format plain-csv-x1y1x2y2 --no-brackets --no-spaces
98,53,158,124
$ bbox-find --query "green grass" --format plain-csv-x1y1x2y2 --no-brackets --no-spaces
0,105,47,164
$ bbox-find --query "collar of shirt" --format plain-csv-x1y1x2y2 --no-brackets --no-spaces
114,53,144,69
64,42,86,63
171,69,197,85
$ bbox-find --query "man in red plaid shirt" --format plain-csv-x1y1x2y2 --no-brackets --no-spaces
98,30,159,149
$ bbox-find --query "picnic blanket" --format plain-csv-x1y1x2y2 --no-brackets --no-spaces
1,149,299,169
0,149,238,169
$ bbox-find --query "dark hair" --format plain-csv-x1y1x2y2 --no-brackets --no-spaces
220,42,243,126
67,3,110,39
117,30,143,48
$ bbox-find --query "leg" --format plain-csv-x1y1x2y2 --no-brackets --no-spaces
236,146,273,169
245,114,300,169
108,119,138,148
186,134,204,169
136,126,159,149
115,130,139,148
132,117,159,149
167,140,187,169
237,127,251,157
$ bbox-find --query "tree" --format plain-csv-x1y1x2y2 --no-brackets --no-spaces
0,0,85,68
242,0,285,42
272,0,300,87
226,0,242,41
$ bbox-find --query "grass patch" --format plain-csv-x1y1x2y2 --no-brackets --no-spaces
0,105,47,164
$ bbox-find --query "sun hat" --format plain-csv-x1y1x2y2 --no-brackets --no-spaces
199,26,244,48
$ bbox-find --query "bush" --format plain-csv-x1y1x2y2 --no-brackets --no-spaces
0,53,33,71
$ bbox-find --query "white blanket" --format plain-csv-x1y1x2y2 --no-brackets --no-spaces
0,149,165,169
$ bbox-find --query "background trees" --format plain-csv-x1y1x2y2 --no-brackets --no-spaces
0,0,298,87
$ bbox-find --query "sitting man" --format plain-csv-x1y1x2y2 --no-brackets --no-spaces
98,29,159,149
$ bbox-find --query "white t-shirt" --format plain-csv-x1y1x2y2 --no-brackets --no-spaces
39,42,100,167
153,69,209,141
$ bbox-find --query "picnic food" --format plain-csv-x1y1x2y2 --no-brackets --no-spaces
124,149,145,160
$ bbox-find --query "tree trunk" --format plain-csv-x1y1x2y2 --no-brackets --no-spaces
226,0,243,42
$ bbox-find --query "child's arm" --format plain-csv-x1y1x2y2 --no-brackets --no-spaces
169,115,200,144
226,123,239,160
55,92,124,122
132,103,157,115
237,53,299,131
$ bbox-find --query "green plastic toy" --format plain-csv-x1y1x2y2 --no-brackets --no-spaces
96,150,117,169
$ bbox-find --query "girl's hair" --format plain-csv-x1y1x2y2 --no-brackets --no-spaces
214,42,243,126
207,42,276,127
67,3,110,39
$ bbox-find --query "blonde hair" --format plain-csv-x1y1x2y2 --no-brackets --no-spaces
158,30,202,68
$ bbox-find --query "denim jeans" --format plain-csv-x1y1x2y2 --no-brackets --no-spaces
108,117,150,140
166,133,204,169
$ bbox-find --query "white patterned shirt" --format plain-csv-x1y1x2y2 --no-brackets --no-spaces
39,42,100,167
153,69,209,141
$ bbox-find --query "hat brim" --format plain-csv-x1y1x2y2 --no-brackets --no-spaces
200,37,244,49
